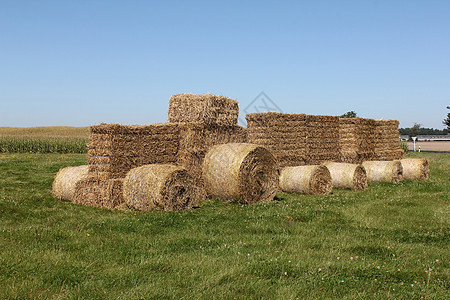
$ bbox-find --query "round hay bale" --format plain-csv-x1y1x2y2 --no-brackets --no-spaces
279,165,332,195
52,165,89,202
123,164,203,211
202,143,279,203
361,160,403,183
401,158,429,180
322,162,367,190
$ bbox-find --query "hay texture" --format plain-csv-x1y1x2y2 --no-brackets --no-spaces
202,143,279,204
73,176,124,209
361,160,403,183
279,165,332,195
401,158,430,180
168,94,239,126
123,164,202,211
52,165,89,201
246,113,307,168
88,123,180,179
372,120,402,161
305,115,340,164
339,118,376,163
322,162,368,190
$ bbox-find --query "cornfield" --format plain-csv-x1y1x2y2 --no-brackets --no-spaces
0,137,88,153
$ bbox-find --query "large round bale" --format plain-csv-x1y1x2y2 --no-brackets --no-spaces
123,164,203,211
279,165,332,195
401,158,430,180
202,143,279,203
52,165,89,202
322,162,367,190
361,160,403,183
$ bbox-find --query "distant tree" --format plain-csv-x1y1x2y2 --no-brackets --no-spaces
340,111,357,118
409,123,422,137
443,106,450,130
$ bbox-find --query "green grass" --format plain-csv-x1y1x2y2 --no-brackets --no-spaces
0,152,448,299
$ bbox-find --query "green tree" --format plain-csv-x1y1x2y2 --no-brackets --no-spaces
409,123,422,137
340,111,357,118
443,106,450,130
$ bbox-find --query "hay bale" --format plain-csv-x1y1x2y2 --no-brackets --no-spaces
401,158,429,180
52,165,89,201
168,94,239,126
246,112,307,168
361,160,403,183
123,164,203,211
322,162,368,190
279,165,332,195
73,176,125,209
88,123,180,179
202,143,279,204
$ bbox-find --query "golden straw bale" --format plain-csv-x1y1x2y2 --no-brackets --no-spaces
123,164,203,211
279,165,332,195
202,143,279,204
401,158,430,180
52,165,89,202
361,160,403,183
168,94,239,126
73,176,124,209
322,162,367,190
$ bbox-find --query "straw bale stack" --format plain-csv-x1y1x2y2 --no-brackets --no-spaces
279,165,332,195
88,123,180,179
401,158,430,180
322,162,368,190
52,165,89,202
246,112,307,167
339,118,376,163
202,143,279,203
123,164,203,211
73,176,124,209
168,94,239,126
372,120,402,161
362,160,403,183
305,115,340,164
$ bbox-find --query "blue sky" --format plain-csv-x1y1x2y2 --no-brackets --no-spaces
1,0,449,129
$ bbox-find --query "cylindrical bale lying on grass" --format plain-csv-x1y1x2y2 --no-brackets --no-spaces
361,160,403,183
52,165,89,201
322,162,367,190
400,158,429,180
123,164,204,211
202,143,279,203
279,165,332,195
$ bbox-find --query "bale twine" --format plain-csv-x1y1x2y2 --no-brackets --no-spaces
123,164,203,211
52,165,89,201
279,165,332,195
401,158,429,180
202,143,279,203
322,162,367,190
361,160,403,183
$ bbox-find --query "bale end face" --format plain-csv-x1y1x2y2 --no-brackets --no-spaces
202,143,279,204
52,165,89,202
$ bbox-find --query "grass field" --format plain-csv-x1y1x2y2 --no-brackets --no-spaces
0,151,448,299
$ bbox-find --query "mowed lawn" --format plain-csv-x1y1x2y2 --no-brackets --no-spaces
0,152,448,299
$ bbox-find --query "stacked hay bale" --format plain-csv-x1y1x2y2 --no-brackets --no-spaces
77,123,181,209
305,115,340,164
169,94,247,183
372,120,402,161
246,112,307,167
339,118,376,164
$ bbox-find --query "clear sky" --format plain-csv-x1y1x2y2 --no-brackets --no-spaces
1,0,449,129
